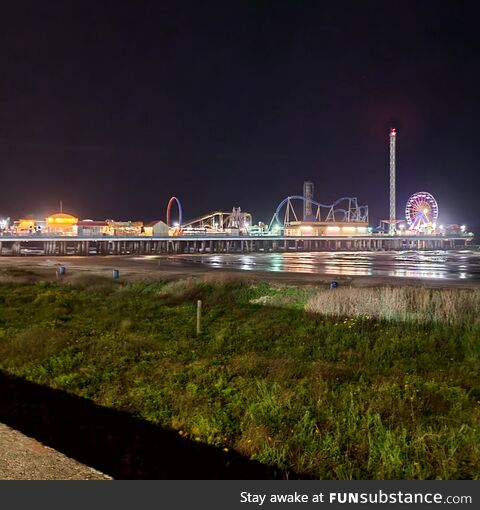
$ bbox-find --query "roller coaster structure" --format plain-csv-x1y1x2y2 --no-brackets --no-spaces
269,196,368,230
181,207,252,233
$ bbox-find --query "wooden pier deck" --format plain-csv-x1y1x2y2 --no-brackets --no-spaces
0,234,472,256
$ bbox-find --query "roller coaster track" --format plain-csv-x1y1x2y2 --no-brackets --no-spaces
269,196,368,230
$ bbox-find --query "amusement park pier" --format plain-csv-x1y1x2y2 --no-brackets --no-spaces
0,231,471,257
0,188,473,256
0,130,474,255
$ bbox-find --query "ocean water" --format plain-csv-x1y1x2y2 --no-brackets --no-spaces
170,250,480,281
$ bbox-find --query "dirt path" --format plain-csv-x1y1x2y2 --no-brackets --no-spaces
0,422,111,480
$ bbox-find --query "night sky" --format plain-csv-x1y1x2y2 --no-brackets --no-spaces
0,0,479,232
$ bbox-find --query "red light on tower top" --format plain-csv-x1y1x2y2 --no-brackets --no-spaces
390,127,397,135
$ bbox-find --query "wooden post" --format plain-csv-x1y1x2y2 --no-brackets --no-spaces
196,299,202,336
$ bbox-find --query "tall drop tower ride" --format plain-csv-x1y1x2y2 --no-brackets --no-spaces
389,128,397,235
303,181,314,220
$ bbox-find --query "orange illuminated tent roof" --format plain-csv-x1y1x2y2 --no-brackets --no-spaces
46,213,78,224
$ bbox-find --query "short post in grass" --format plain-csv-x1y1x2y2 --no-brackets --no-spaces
56,266,66,277
112,269,120,279
196,299,202,336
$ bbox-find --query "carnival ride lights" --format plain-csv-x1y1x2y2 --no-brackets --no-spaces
405,192,439,231
166,197,183,227
181,207,252,233
269,196,369,231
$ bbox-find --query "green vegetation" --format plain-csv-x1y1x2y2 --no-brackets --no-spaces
0,274,479,479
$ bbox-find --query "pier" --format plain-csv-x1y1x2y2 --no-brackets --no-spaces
0,234,472,256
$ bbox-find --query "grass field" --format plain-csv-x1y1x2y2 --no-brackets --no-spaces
0,274,479,479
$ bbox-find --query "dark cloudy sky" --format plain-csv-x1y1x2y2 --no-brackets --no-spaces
0,0,479,231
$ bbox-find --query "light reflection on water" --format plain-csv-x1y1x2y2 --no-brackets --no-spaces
173,250,480,280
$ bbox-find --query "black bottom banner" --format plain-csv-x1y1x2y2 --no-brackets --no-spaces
1,480,477,510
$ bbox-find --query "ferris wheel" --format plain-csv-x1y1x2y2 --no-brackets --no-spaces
405,191,439,231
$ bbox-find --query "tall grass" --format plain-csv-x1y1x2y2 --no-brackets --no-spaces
305,287,480,324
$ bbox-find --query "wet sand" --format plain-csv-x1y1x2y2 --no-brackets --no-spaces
0,255,479,289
